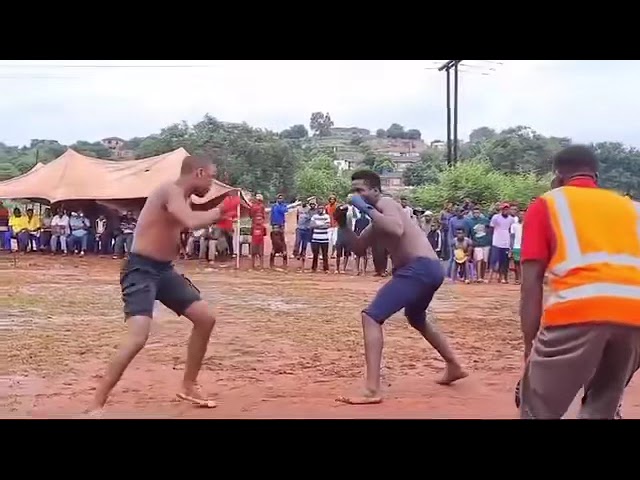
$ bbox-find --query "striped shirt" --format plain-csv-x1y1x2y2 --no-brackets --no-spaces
311,214,330,243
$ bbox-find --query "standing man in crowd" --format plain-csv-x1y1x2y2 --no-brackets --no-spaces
469,207,491,282
354,207,371,275
113,211,137,259
488,203,514,284
510,210,524,284
250,194,266,270
325,194,339,258
50,208,69,255
519,145,640,419
269,193,301,264
310,205,331,273
400,197,416,224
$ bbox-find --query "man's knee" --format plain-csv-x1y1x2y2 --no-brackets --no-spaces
185,301,216,330
126,316,152,351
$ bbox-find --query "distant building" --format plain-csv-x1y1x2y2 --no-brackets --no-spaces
380,171,405,190
430,140,446,150
101,137,125,150
101,137,135,160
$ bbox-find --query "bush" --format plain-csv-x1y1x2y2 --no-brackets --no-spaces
410,158,550,211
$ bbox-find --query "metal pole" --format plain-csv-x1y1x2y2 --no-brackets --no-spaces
235,190,241,270
446,68,452,166
453,61,459,163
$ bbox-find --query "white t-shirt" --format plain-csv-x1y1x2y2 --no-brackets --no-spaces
490,214,515,249
51,214,70,235
510,222,523,249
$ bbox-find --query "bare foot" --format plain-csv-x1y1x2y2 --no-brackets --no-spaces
336,389,383,405
176,385,216,408
436,363,469,385
83,406,105,418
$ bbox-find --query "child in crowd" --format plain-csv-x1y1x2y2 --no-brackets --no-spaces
452,228,474,283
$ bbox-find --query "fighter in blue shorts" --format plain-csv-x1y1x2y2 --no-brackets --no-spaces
334,170,468,405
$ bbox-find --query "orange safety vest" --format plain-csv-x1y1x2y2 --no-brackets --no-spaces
542,186,640,328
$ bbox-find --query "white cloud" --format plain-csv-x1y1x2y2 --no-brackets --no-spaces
1,60,639,146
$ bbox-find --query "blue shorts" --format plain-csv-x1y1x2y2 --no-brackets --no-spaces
363,257,444,326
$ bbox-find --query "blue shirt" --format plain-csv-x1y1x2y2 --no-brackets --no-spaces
270,202,289,227
447,216,472,241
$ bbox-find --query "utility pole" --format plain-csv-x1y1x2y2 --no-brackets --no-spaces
438,60,463,165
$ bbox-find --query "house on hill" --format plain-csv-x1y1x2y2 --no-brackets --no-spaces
101,137,135,160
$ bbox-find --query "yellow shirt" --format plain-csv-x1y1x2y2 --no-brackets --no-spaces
9,215,28,232
25,215,41,231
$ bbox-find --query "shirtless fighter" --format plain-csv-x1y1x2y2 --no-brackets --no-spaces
335,170,467,405
87,155,240,414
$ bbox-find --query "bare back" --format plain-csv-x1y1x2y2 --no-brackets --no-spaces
131,183,186,262
370,197,437,268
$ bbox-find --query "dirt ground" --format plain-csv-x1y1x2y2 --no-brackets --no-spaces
2,253,640,419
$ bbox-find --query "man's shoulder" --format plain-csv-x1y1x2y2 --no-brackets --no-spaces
377,197,400,210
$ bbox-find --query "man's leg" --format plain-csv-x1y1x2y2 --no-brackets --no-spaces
338,259,464,405
80,233,88,254
311,243,319,271
520,325,609,419
321,243,329,272
335,246,342,273
113,235,124,257
125,234,133,255
579,325,640,419
158,270,216,407
89,315,153,413
293,228,301,258
404,268,467,385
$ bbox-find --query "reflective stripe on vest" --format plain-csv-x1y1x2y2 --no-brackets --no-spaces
546,189,640,277
543,189,640,326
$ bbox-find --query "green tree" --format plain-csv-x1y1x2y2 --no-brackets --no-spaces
402,149,447,186
280,124,309,140
69,140,112,159
295,153,350,201
386,123,405,139
405,128,422,140
375,128,387,138
309,112,334,137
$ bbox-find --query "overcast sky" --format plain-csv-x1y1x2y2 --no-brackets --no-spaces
1,60,638,147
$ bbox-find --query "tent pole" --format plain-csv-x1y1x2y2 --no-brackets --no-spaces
235,190,241,270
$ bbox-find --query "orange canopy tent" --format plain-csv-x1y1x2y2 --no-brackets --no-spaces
0,148,250,209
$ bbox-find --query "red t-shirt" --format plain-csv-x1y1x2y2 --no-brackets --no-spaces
326,203,338,228
520,177,598,267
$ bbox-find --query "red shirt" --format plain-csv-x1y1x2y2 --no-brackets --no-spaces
326,203,338,227
250,202,266,227
520,177,598,267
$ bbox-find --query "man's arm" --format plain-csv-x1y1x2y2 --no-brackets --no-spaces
363,198,404,237
519,197,553,359
167,187,237,230
286,201,302,211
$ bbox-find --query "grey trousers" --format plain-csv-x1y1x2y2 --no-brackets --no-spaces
520,324,640,419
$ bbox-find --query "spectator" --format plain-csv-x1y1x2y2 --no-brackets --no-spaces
0,201,10,250
489,203,515,283
354,210,371,275
25,208,41,252
510,210,524,284
469,206,491,281
68,210,90,256
335,218,352,274
452,228,474,283
427,222,442,259
296,198,317,271
40,208,53,252
400,197,415,223
447,207,472,279
372,241,389,277
439,202,453,261
250,194,267,269
325,194,339,258
186,228,209,259
310,205,330,273
94,214,110,255
50,208,69,255
269,225,288,269
9,208,29,253
113,210,137,259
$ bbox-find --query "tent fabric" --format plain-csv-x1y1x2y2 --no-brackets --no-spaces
0,148,250,210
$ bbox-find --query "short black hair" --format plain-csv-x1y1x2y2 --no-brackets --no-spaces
351,169,381,190
180,155,213,175
552,145,598,175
